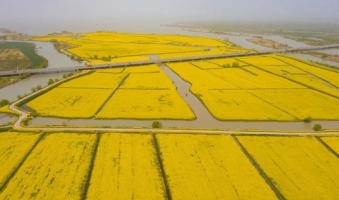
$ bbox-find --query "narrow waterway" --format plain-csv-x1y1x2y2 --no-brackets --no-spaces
0,73,67,102
28,64,339,130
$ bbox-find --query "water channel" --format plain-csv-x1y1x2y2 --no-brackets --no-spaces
1,26,339,130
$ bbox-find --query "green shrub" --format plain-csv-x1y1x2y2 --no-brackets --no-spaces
47,79,55,85
313,124,322,131
152,121,162,128
303,116,312,123
0,99,9,107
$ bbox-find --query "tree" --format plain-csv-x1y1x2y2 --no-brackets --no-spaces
0,99,9,107
63,74,68,79
94,55,98,59
47,79,55,85
152,121,162,128
313,124,322,131
31,87,37,93
232,62,239,67
36,85,42,90
54,78,59,82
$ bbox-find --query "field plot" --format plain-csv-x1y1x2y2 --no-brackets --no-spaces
157,134,277,200
87,134,165,200
120,72,175,90
0,133,96,200
189,61,221,69
255,65,307,75
250,89,339,120
319,137,339,154
158,48,229,59
96,89,195,119
0,133,41,189
34,32,241,64
91,56,150,64
208,67,304,89
200,90,296,120
167,62,238,90
208,58,247,67
27,88,113,118
275,55,339,88
123,64,160,73
239,56,289,66
59,72,127,89
237,136,339,200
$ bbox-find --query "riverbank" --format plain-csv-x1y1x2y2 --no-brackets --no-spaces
247,38,290,49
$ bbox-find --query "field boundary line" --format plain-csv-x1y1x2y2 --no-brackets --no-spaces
237,58,339,100
152,134,172,200
94,73,130,115
82,132,101,200
316,137,339,159
232,136,285,200
0,132,46,192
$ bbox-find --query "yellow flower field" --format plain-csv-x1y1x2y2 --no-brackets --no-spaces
239,56,289,66
120,72,175,90
157,134,277,200
208,58,247,67
249,89,339,120
123,64,160,73
237,136,339,200
87,134,166,200
286,74,339,98
208,67,304,89
59,72,127,89
167,62,238,90
0,133,96,200
255,65,308,75
0,133,41,189
27,88,113,118
189,61,221,69
33,32,252,66
200,90,296,120
275,55,339,87
158,49,228,59
319,137,339,154
90,56,150,64
96,89,195,119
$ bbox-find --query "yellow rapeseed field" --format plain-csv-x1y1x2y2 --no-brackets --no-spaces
27,88,113,118
87,134,166,200
167,62,238,90
96,89,195,119
249,89,339,120
59,72,127,89
0,133,41,189
208,67,304,89
189,61,221,69
200,90,296,120
255,65,307,75
123,64,160,73
90,56,150,64
0,133,96,200
238,56,289,66
319,137,339,154
237,136,339,200
157,134,277,200
208,58,247,67
120,72,175,90
286,74,339,98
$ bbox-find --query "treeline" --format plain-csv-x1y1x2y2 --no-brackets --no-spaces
0,42,48,69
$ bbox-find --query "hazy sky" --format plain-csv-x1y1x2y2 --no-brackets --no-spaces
1,0,338,34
